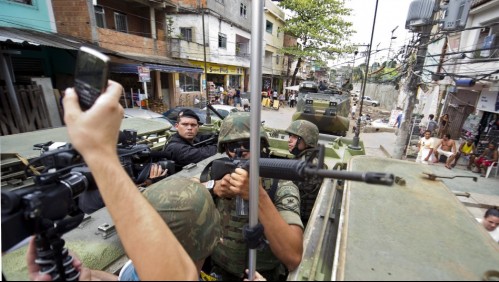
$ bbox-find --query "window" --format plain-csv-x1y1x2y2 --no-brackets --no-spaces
215,0,224,4
218,33,227,49
266,20,273,34
240,3,247,18
8,0,33,5
180,28,192,42
276,54,280,65
94,6,106,28
179,73,201,92
114,12,128,33
476,25,499,58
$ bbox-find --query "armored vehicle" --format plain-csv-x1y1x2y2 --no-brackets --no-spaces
1,113,366,280
3,112,499,281
292,81,351,136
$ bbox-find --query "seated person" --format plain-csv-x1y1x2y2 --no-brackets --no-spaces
433,134,456,169
449,138,475,169
470,142,498,177
163,109,218,172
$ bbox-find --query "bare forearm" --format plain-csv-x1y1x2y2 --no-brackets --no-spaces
257,189,303,271
85,153,197,280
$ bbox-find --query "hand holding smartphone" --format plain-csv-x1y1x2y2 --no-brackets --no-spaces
74,46,110,110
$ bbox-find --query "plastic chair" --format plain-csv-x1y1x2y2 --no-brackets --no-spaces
485,162,498,178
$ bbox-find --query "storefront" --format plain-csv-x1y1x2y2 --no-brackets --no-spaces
189,61,245,90
474,90,499,154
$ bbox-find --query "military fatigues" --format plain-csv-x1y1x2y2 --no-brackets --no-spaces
210,178,303,280
119,178,221,281
285,120,322,227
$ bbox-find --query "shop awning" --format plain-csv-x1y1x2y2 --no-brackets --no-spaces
110,53,203,74
0,27,203,74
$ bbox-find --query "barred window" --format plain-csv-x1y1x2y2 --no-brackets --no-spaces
114,12,128,33
180,28,192,42
179,73,201,92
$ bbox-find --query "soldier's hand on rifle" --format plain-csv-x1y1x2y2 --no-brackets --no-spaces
228,168,251,200
215,174,239,198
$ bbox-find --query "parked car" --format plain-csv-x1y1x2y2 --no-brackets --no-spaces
203,104,240,119
124,108,173,128
361,96,379,107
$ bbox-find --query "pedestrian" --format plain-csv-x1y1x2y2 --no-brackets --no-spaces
351,103,357,120
426,114,438,137
234,87,242,108
289,92,296,108
438,114,451,139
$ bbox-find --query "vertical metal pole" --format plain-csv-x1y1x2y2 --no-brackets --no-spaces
248,0,264,280
349,0,379,150
202,7,211,123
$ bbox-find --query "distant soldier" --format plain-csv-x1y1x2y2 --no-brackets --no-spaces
285,120,322,227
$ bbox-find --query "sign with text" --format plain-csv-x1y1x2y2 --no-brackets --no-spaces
477,90,499,114
138,66,151,82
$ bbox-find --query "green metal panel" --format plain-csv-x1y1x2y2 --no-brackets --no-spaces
336,156,499,280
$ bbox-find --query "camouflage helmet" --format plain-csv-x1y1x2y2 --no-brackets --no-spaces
285,120,319,148
143,177,221,261
217,112,269,153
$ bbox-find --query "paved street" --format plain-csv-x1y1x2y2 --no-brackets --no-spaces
260,104,499,218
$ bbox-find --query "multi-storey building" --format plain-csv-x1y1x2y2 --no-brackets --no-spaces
262,0,285,93
168,0,251,95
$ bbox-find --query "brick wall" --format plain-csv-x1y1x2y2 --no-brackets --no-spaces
52,0,92,41
98,28,168,56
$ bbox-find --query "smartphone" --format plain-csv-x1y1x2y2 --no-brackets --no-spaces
74,46,110,110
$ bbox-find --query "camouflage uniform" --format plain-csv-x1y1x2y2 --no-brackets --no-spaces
286,120,323,227
211,112,303,280
119,178,221,280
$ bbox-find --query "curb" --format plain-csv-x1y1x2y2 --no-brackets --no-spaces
379,145,392,158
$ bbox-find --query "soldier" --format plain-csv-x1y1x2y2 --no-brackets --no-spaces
285,120,322,226
27,178,221,281
163,109,218,172
207,112,303,280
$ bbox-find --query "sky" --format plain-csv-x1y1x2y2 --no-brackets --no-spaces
340,0,415,66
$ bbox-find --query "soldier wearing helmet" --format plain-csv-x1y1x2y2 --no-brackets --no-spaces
119,177,221,280
285,120,319,157
286,120,322,227
26,177,221,281
208,112,303,280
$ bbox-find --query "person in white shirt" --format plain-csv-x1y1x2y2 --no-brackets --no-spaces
416,130,435,164
477,207,499,243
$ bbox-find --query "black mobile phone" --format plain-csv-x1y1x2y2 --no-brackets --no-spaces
74,46,110,111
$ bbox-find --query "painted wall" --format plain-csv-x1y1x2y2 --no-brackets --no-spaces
0,0,56,32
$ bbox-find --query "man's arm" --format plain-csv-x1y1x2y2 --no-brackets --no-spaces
63,82,197,280
452,140,457,153
229,168,303,271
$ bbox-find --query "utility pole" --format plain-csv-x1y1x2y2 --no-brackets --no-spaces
201,6,211,124
392,1,440,159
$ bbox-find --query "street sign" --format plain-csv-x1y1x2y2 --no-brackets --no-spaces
138,66,150,82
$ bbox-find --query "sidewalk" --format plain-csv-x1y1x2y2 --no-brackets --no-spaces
357,131,499,217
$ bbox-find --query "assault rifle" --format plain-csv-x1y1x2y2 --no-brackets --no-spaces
210,144,394,215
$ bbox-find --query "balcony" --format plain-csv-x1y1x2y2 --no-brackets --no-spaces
170,38,209,61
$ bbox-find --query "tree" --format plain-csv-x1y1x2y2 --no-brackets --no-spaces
279,0,354,86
